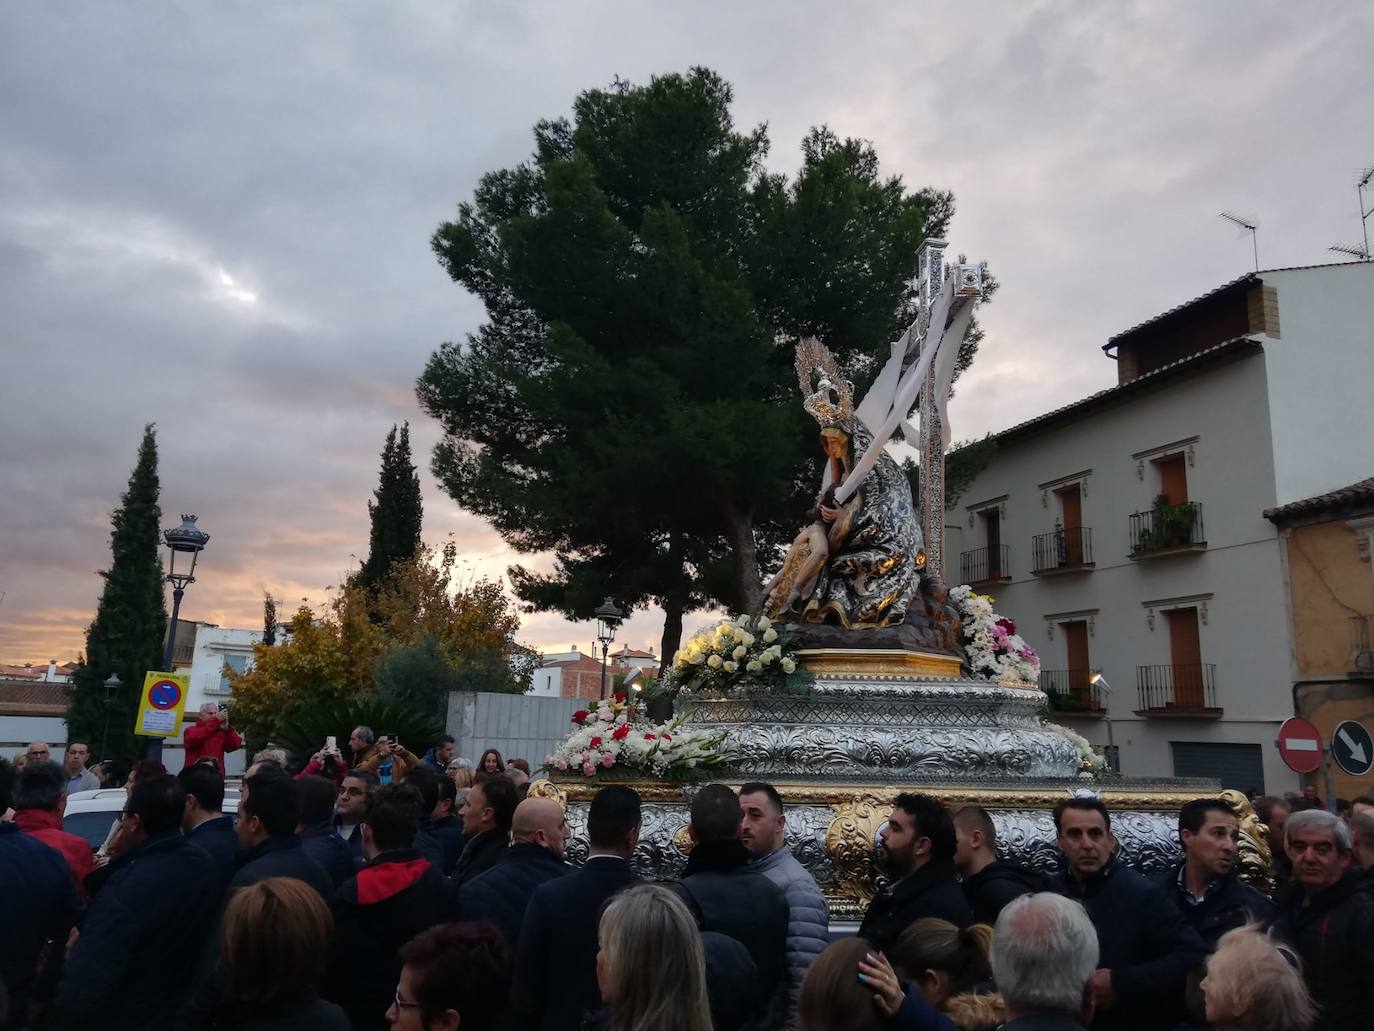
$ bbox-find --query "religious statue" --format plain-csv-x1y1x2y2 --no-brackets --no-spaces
763,240,984,653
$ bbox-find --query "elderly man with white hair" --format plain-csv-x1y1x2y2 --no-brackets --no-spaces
1271,807,1374,1031
181,702,242,776
991,892,1101,1031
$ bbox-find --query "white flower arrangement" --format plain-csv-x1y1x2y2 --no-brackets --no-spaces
1049,722,1108,775
661,613,805,696
949,585,1041,686
543,693,731,780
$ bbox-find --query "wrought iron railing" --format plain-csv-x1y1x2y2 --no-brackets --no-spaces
1129,502,1204,555
1032,527,1094,572
1038,669,1104,713
1353,616,1374,672
960,544,1011,584
1136,663,1219,712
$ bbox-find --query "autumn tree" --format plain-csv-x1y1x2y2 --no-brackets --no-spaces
419,68,983,656
67,425,168,759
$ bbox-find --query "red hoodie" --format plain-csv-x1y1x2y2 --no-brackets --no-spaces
15,808,94,899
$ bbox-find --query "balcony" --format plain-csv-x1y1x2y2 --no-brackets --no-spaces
1135,663,1221,717
1129,501,1206,558
960,544,1011,586
1031,527,1095,575
1038,669,1105,717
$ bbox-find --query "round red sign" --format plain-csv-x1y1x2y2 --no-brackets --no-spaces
1277,716,1324,775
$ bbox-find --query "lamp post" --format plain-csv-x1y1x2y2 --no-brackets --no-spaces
152,514,210,759
594,597,625,701
1089,672,1118,772
101,673,121,761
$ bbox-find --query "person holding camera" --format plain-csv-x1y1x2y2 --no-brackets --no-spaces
183,702,243,777
295,736,349,786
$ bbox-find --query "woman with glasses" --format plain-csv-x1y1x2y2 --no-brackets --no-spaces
386,922,509,1031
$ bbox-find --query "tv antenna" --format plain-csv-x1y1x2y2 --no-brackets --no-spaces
1329,243,1371,262
1354,164,1374,259
1218,211,1260,271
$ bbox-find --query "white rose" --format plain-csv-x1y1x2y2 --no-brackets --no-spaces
723,661,737,673
689,652,705,665
762,628,778,644
707,654,723,669
756,615,772,630
760,651,776,666
733,628,746,643
732,645,746,660
781,657,797,674
746,660,762,673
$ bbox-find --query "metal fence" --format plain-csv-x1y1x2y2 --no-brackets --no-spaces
445,691,581,770
1031,527,1093,572
1136,663,1218,713
1129,502,1204,555
959,544,1011,584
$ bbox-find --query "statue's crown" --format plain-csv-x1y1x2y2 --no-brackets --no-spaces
794,338,854,427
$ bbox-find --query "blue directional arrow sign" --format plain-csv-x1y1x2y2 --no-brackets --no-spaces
1332,720,1374,777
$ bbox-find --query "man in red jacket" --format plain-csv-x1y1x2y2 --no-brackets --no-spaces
182,702,243,776
13,760,95,899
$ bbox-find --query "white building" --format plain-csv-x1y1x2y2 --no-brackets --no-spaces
943,261,1374,794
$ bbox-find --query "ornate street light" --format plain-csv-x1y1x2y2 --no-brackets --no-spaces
101,673,121,761
150,514,209,760
594,597,625,701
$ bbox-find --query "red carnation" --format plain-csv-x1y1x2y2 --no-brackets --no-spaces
612,723,631,741
996,618,1017,634
572,710,589,725
643,733,657,741
614,691,626,703
661,733,672,742
589,736,603,748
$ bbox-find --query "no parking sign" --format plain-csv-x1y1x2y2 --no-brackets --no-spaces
134,671,190,738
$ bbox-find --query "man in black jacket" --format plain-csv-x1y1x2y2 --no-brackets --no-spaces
180,760,238,885
459,795,570,948
49,774,221,1030
1270,808,1374,1031
954,803,1045,924
675,784,788,1031
449,774,516,890
860,792,972,952
400,764,449,873
513,785,642,1031
233,766,334,900
1047,798,1207,1031
430,776,466,874
327,782,448,1031
296,774,358,888
1158,798,1273,948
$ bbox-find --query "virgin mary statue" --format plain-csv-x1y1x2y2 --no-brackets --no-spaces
764,340,925,628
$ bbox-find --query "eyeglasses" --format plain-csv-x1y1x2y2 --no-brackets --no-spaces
393,988,421,1011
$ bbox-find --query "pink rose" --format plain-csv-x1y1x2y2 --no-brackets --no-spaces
582,761,597,776
556,758,569,771
602,752,616,768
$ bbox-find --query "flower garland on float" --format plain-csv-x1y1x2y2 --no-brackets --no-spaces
949,585,1040,685
661,614,808,696
543,691,730,780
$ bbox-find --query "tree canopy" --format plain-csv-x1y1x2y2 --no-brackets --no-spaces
419,67,985,657
67,425,169,759
356,422,423,592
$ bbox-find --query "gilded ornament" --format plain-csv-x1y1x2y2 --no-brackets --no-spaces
1220,788,1275,896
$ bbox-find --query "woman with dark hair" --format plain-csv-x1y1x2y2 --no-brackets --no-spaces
386,922,510,1031
476,749,505,779
212,876,349,1029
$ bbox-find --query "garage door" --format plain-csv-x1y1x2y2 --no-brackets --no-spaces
1171,741,1265,794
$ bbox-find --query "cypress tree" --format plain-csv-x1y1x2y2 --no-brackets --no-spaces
67,424,169,760
357,422,423,590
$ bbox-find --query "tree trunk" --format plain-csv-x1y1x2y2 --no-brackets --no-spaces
720,500,762,614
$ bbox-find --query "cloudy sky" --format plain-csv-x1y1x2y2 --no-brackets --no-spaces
2,2,1371,665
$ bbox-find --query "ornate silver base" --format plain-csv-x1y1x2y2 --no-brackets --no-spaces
688,679,1085,780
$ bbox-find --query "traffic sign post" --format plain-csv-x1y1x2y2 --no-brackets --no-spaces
1276,717,1324,775
1332,720,1374,777
133,671,190,739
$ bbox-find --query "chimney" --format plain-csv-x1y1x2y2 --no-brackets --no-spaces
48,660,58,681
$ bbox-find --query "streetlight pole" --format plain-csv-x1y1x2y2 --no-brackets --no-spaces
101,673,121,761
151,514,210,760
594,597,625,702
1089,672,1118,772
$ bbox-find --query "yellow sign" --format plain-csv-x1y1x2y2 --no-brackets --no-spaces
133,671,191,738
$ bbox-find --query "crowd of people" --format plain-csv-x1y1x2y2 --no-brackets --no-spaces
1,727,1372,1031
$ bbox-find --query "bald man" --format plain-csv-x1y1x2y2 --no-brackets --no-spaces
456,796,571,950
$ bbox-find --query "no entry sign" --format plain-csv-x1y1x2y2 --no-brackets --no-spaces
1277,716,1324,774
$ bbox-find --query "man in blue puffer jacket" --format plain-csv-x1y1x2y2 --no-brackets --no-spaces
741,782,831,1030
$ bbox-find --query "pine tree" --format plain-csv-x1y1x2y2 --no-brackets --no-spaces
67,425,169,760
262,592,278,646
356,423,423,590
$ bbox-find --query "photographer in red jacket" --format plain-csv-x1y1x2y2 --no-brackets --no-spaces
182,702,243,776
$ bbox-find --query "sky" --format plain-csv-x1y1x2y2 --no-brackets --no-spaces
2,1,1372,665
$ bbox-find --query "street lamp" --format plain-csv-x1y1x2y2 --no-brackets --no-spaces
1088,672,1118,772
152,514,210,760
101,673,121,761
594,597,625,701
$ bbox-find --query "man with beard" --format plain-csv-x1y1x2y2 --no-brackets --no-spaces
1158,799,1272,948
858,792,971,953
1048,798,1206,1031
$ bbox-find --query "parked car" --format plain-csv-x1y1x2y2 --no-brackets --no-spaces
63,788,240,849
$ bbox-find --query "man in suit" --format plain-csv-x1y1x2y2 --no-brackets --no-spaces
232,766,334,900
512,786,642,1031
180,761,238,885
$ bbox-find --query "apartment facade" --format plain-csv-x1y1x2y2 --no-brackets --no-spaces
943,262,1374,793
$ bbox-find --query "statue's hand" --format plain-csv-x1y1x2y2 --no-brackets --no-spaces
819,505,839,524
